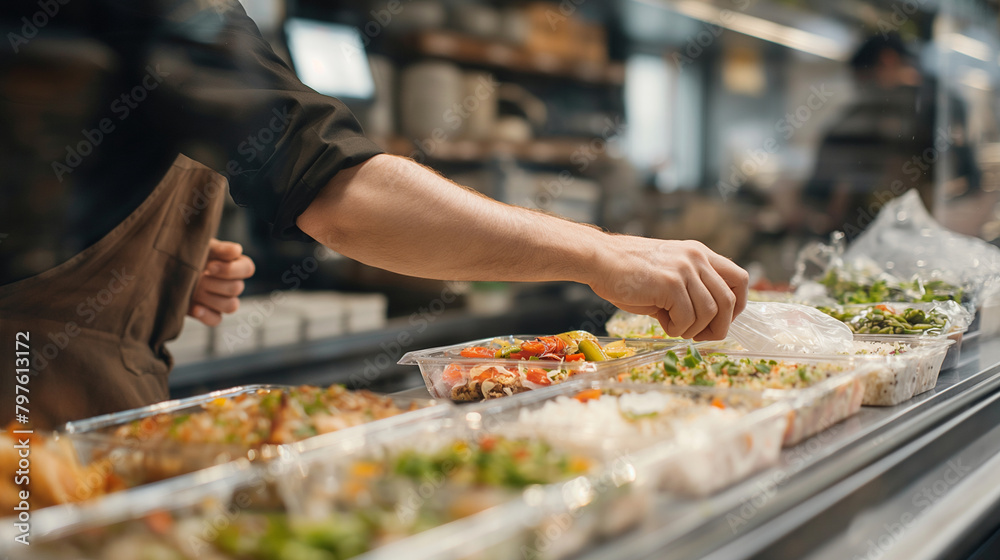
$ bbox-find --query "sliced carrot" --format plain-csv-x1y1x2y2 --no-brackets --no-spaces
460,347,497,359
710,397,726,409
565,353,585,362
442,364,465,385
525,368,552,386
574,389,603,402
144,510,173,535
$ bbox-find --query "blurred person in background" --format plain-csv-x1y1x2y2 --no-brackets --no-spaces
0,0,748,428
801,32,983,240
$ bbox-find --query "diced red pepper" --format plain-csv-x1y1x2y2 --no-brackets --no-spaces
480,436,496,451
460,347,498,359
565,353,585,361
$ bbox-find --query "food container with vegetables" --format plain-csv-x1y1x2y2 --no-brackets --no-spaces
398,331,672,402
6,411,643,560
61,384,447,486
471,380,790,497
817,302,968,370
620,347,870,446
277,413,652,560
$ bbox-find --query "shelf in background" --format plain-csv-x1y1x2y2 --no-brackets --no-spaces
407,31,625,86
383,135,616,168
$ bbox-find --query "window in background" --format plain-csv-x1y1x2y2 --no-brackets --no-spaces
625,53,702,192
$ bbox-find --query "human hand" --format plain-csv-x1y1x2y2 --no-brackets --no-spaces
588,237,748,341
187,239,255,326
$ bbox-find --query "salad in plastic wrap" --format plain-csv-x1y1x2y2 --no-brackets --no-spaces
793,191,1000,315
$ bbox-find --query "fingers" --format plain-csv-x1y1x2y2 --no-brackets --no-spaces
191,291,240,314
188,304,223,327
206,254,255,280
693,269,738,341
207,239,244,262
661,287,696,338
198,276,246,298
680,274,718,339
708,253,749,318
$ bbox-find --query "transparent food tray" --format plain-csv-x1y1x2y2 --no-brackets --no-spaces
849,337,955,405
855,329,962,371
469,379,790,497
60,384,448,487
398,335,669,402
620,349,870,447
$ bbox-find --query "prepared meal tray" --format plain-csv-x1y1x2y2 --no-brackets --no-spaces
619,346,869,446
398,331,673,402
281,413,653,560
818,302,966,370
850,338,955,404
6,411,650,560
61,384,447,487
471,380,790,497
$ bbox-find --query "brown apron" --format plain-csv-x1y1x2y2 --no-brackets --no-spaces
0,154,226,429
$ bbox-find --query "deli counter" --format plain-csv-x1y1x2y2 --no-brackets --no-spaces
5,296,1000,560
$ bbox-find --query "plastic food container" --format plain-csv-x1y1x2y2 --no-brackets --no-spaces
855,331,962,372
471,380,790,497
277,413,652,560
823,302,968,371
398,335,672,402
622,349,870,447
848,338,955,405
0,459,263,558
61,384,447,486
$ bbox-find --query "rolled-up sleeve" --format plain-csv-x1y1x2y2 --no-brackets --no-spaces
141,1,383,240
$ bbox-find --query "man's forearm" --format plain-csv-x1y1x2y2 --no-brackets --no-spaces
297,153,749,340
297,154,606,284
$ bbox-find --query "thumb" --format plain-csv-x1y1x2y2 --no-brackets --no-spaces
207,239,243,262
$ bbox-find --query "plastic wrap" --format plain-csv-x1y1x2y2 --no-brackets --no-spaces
726,302,854,355
793,191,1000,313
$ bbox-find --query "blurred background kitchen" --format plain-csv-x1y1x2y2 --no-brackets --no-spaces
170,0,1000,395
